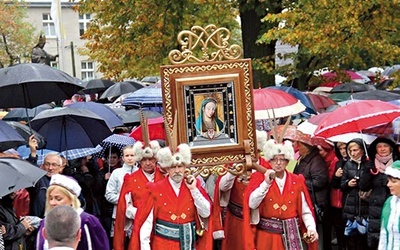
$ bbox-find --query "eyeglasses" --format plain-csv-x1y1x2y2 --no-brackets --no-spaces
43,162,61,167
270,158,288,164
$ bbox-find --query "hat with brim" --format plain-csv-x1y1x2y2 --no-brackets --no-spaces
50,174,81,196
385,160,400,179
295,131,314,146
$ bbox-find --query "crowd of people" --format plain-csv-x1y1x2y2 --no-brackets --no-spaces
1,117,400,250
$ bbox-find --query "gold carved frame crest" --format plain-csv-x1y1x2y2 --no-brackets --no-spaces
161,25,256,177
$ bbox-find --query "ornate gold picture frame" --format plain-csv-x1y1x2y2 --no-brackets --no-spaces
161,59,257,167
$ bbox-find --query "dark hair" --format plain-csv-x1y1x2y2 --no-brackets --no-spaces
104,146,121,158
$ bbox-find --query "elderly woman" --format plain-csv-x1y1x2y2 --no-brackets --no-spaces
340,139,370,250
378,160,400,249
244,139,318,250
359,137,397,249
36,174,109,250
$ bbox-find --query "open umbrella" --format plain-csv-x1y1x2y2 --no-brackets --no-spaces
129,117,165,141
60,147,102,160
348,90,400,102
314,100,400,138
0,63,82,109
2,103,55,123
112,108,162,126
95,134,135,159
100,81,144,99
30,107,112,152
67,102,123,128
121,87,163,111
322,70,370,83
253,88,306,119
82,79,115,94
5,121,47,150
0,120,26,152
0,158,46,198
269,86,317,114
330,82,375,93
305,93,336,111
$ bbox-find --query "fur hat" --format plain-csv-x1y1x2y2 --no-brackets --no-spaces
133,140,161,161
256,130,268,151
157,143,192,168
50,174,81,196
263,139,295,161
385,160,400,179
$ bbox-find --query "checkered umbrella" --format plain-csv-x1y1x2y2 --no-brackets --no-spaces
60,147,102,160
95,134,135,158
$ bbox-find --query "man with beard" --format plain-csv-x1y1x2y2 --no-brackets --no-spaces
113,139,164,250
129,143,213,250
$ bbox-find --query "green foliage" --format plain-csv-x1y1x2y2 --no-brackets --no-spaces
258,0,400,89
75,0,241,80
0,1,35,67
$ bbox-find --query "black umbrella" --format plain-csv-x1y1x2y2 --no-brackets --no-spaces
2,103,55,122
100,81,144,99
0,120,26,152
0,63,83,108
349,90,400,102
5,121,47,149
330,82,375,93
31,107,112,152
81,79,115,94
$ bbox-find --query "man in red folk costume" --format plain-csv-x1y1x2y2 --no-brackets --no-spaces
243,138,319,250
113,137,164,250
129,142,213,250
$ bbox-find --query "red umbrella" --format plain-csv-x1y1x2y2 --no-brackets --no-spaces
253,88,306,119
305,93,336,111
322,70,364,80
314,100,400,138
129,117,165,141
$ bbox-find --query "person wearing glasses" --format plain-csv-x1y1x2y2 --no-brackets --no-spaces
243,138,318,250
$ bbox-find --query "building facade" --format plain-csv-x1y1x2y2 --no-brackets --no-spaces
24,0,101,81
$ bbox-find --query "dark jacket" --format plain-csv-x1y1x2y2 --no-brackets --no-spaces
294,147,330,208
340,139,370,220
359,137,397,249
0,195,27,250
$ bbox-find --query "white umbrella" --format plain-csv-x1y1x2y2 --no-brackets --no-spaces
327,133,377,145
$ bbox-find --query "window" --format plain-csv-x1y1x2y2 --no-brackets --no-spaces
79,14,92,36
50,62,59,69
43,13,56,37
81,61,94,81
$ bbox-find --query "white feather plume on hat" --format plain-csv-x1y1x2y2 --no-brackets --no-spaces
263,139,294,161
157,143,192,168
256,130,268,151
133,140,161,161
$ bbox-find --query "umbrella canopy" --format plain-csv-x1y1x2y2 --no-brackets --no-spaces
30,107,112,152
322,70,369,83
305,93,336,111
81,79,115,94
67,102,123,128
121,87,163,109
314,100,400,138
5,121,47,149
269,86,317,114
2,103,55,123
330,82,375,93
329,92,352,102
0,120,26,152
348,90,400,102
112,108,163,126
95,134,135,158
60,147,102,160
0,157,46,198
100,81,144,99
328,133,377,144
253,88,306,119
382,65,400,77
0,63,82,109
129,117,165,141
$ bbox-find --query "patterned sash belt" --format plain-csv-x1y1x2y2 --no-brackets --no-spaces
154,219,196,250
257,217,284,234
227,200,243,219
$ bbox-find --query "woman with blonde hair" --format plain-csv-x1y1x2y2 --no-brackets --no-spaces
36,174,109,250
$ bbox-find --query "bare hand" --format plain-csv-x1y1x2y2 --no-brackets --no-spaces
105,172,111,180
335,168,343,177
348,179,357,187
20,218,32,230
0,225,5,234
185,175,197,190
305,230,318,243
28,135,38,151
264,169,276,185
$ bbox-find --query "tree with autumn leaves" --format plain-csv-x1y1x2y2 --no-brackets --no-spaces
76,0,400,89
0,1,35,68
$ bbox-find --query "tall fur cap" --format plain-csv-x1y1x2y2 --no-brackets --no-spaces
133,140,161,161
263,139,295,161
156,143,191,168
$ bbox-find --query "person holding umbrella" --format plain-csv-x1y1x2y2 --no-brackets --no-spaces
36,174,109,250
